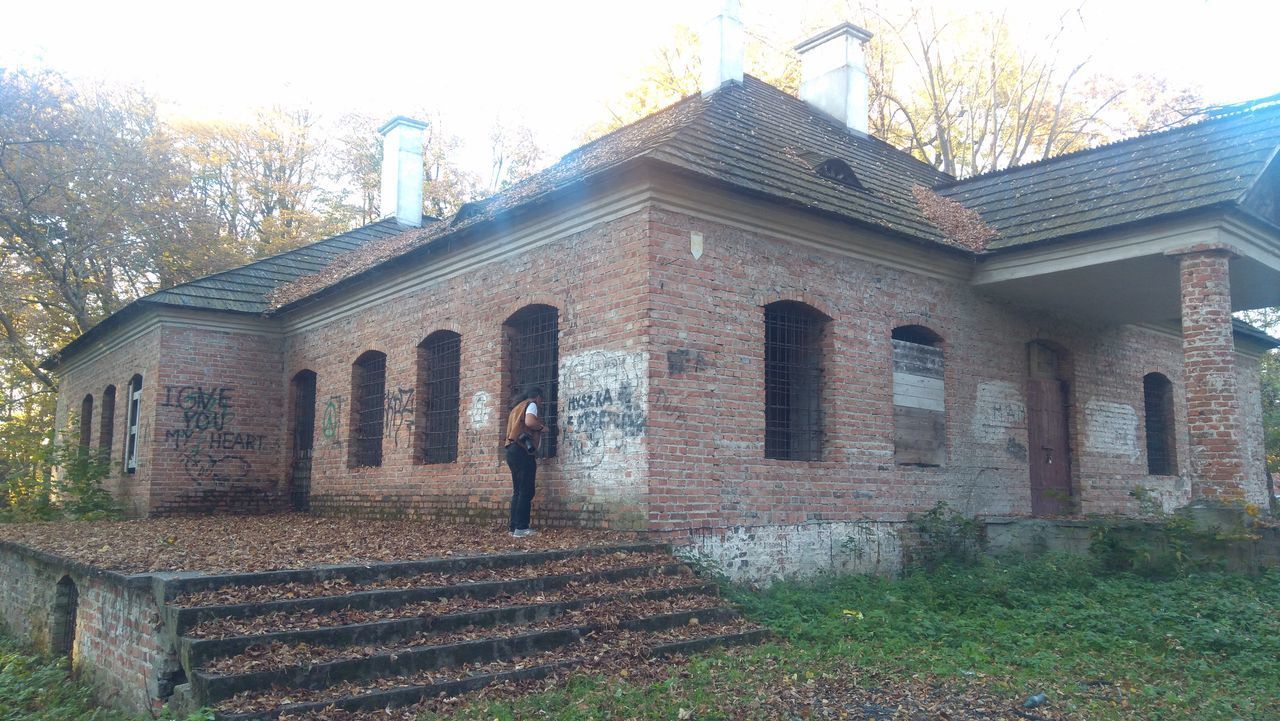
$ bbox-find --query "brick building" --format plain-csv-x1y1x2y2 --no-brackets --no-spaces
46,19,1280,578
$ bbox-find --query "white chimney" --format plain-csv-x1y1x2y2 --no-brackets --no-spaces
701,0,744,97
378,116,428,227
794,23,874,135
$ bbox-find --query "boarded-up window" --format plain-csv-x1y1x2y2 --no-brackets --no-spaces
125,375,142,473
893,326,944,466
351,351,387,468
764,301,827,461
99,385,116,460
418,331,461,464
504,306,559,458
1143,372,1177,475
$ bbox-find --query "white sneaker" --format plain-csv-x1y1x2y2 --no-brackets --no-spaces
514,528,536,537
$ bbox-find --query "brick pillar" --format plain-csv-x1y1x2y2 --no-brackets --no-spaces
1177,250,1245,502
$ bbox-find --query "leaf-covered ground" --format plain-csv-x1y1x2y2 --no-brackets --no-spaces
0,514,637,573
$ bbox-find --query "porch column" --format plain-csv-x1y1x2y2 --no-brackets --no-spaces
1176,249,1246,502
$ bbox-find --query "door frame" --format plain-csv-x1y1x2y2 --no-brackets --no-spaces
1026,341,1075,516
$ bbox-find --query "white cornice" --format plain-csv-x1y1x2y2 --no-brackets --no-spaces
974,212,1280,284
54,308,280,377
279,169,660,335
645,168,974,281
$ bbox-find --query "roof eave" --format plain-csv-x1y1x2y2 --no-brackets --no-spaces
977,202,1240,257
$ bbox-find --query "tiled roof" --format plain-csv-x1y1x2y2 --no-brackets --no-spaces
937,102,1280,249
267,77,957,310
41,218,412,369
143,218,413,313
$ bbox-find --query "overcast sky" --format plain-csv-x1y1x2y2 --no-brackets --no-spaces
5,0,1279,176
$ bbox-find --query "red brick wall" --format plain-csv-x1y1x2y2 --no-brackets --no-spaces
642,208,1265,533
0,544,176,713
1178,250,1248,501
55,326,162,517
285,210,653,528
149,325,287,514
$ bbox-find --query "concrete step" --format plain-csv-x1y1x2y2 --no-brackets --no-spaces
175,558,688,635
182,579,716,670
194,605,736,705
163,542,671,603
159,542,765,720
214,622,769,720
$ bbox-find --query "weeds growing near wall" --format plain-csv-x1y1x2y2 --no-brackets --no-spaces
1,441,117,522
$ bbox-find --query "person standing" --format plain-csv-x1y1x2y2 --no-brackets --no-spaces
505,386,545,537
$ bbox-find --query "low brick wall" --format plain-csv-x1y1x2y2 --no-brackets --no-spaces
0,541,180,714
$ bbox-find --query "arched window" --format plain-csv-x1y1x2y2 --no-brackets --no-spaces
351,351,387,467
51,576,78,657
764,301,828,461
99,385,116,460
124,375,142,473
1143,372,1177,475
503,305,559,458
290,370,317,511
892,325,945,466
79,395,93,450
418,331,462,464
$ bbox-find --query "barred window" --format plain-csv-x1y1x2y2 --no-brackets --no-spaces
418,331,461,464
125,375,142,473
351,351,387,468
504,305,559,458
1144,372,1177,475
79,394,93,450
99,385,116,460
764,301,827,461
892,325,945,466
51,576,78,657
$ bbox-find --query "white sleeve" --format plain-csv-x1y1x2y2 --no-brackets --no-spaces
526,402,538,417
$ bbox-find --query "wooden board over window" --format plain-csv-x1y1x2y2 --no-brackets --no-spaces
893,339,945,466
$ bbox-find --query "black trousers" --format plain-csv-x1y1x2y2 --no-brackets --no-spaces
506,444,537,531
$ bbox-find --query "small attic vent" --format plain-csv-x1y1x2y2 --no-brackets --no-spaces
815,158,864,190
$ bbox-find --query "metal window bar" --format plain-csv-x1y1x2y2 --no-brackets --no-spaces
51,578,78,657
353,354,386,467
79,395,93,450
291,372,316,510
420,333,461,463
507,307,559,458
1144,374,1176,475
764,304,824,460
99,386,116,460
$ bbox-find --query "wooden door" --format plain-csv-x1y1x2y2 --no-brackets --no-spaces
1027,377,1071,515
290,372,317,512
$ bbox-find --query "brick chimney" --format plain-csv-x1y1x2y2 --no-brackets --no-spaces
701,0,744,97
378,116,428,227
795,23,874,135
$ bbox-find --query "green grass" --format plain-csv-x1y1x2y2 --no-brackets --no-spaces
0,636,208,721
426,556,1280,720
0,636,131,721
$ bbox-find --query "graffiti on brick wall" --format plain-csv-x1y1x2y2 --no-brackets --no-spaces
973,381,1026,450
559,350,647,496
468,391,492,430
1084,398,1139,461
321,396,344,447
384,388,415,448
161,385,271,487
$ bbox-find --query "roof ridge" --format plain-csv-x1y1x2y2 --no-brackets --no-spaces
935,98,1280,189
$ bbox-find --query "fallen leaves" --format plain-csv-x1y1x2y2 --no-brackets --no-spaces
0,514,638,574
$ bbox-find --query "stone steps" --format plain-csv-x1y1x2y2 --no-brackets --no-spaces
164,542,764,719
